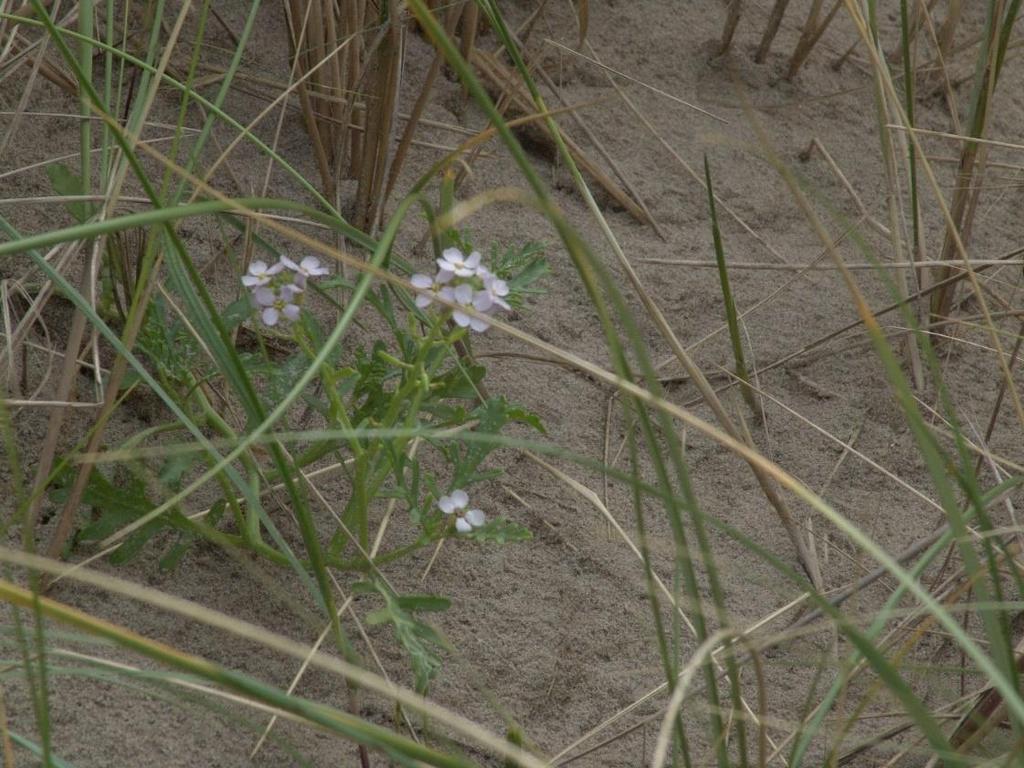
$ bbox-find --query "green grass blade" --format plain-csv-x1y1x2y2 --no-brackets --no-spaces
704,155,756,420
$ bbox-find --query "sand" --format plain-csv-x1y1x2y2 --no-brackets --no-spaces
4,1,1024,766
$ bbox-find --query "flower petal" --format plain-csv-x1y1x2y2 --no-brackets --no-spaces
453,283,474,304
261,307,279,326
468,315,490,332
455,517,472,533
438,495,455,514
465,509,485,527
302,256,327,275
452,311,471,328
415,294,432,309
253,287,276,306
411,273,433,289
279,255,299,271
465,251,481,270
472,291,493,312
451,489,468,508
283,303,301,321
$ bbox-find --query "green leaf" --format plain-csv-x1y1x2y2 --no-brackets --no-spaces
395,595,451,613
159,453,194,490
49,464,196,566
464,518,532,543
432,364,487,401
357,579,451,693
448,397,545,487
222,296,253,330
45,163,93,223
506,404,546,434
158,534,196,571
492,241,549,307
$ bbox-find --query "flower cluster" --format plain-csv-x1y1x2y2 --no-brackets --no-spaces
411,247,510,332
438,489,485,533
242,255,329,327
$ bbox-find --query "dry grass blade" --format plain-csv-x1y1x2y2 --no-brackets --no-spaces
503,34,825,592
755,0,792,63
38,0,194,575
525,34,664,237
354,1,403,233
719,0,743,56
470,46,654,225
930,3,1011,320
283,0,333,198
574,0,589,48
787,0,843,79
934,0,963,81
543,38,728,123
457,1,480,107
23,287,90,534
383,2,465,206
0,549,551,768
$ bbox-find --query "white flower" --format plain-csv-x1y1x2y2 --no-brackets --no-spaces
437,247,481,278
441,283,491,333
281,255,330,288
481,272,511,310
253,284,302,327
414,250,511,333
410,269,452,309
438,489,485,533
241,260,284,288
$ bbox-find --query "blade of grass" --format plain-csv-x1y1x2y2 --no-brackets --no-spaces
0,551,550,768
704,156,757,420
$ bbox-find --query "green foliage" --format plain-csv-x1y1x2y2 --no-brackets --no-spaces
49,462,215,569
45,163,93,224
439,397,545,490
463,518,532,544
490,241,550,307
355,579,452,693
125,295,205,391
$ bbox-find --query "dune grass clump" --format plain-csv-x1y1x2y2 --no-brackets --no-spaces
2,1,1024,766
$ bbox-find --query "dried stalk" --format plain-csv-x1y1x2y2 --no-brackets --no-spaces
786,0,843,79
470,48,655,226
719,0,743,56
755,0,791,63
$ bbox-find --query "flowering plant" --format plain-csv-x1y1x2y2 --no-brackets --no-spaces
59,177,549,693
411,247,510,332
242,255,330,327
226,230,548,689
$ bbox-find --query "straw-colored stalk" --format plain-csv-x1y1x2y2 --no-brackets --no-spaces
354,0,403,233
786,0,843,79
755,0,791,63
931,3,1009,321
719,0,743,56
284,0,366,199
934,0,963,81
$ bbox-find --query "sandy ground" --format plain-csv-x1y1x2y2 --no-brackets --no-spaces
4,1,1024,766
